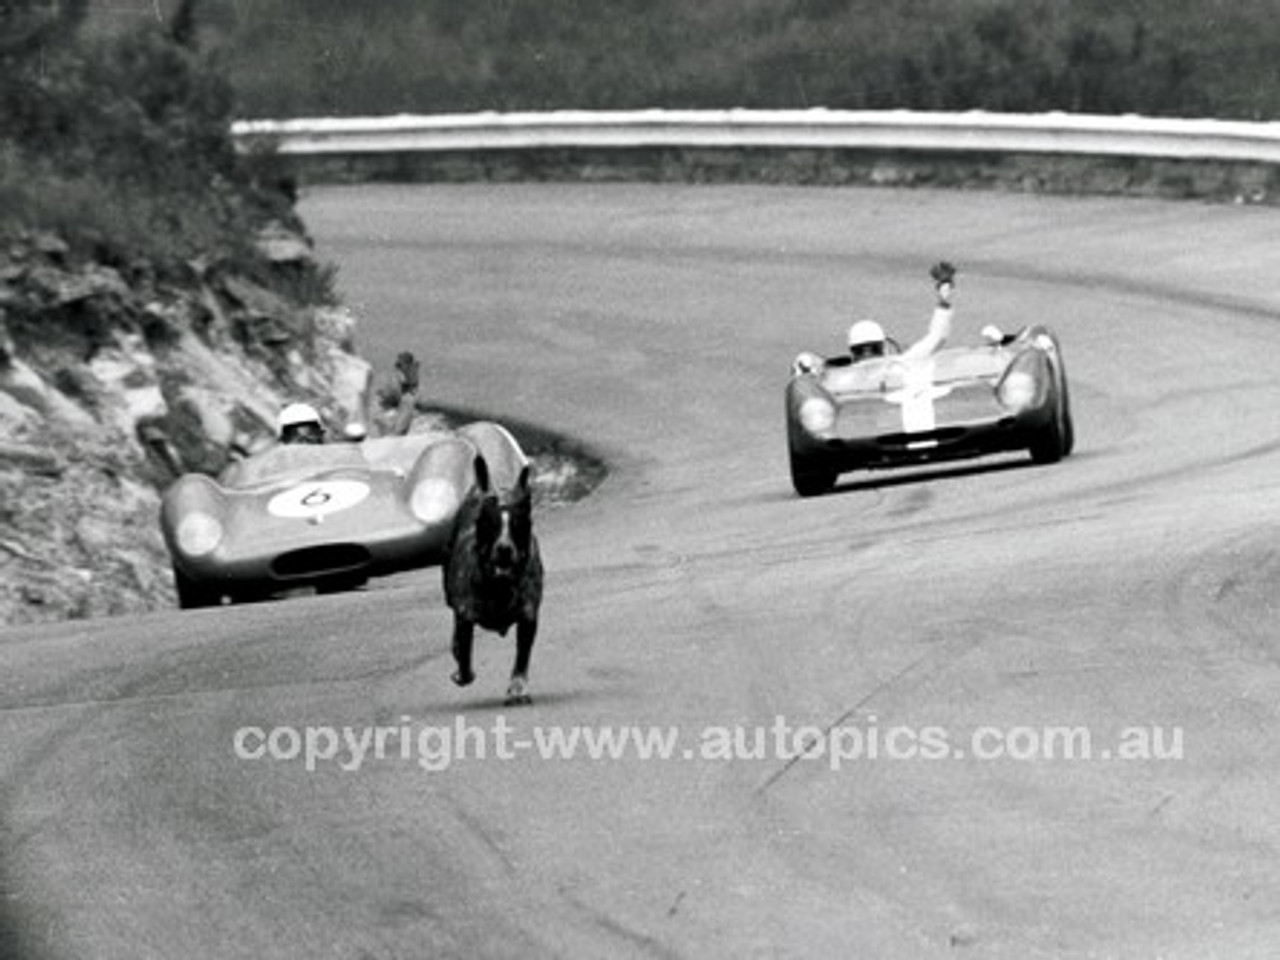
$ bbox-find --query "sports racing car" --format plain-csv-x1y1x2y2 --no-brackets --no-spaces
785,325,1073,496
161,420,528,608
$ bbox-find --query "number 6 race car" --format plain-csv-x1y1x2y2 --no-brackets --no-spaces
160,420,528,608
785,325,1074,497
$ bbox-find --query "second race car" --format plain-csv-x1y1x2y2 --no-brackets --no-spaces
785,325,1074,496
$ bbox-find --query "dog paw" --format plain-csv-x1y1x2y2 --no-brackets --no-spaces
452,669,476,687
504,679,532,706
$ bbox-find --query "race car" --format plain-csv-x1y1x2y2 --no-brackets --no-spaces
785,324,1074,496
161,420,528,608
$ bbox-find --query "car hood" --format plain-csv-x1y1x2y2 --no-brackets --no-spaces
218,469,416,559
200,431,462,559
219,430,453,490
819,347,1011,400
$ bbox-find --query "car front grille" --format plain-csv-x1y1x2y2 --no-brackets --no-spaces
270,543,372,581
876,427,970,448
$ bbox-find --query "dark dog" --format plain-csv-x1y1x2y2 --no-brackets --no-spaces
444,454,543,705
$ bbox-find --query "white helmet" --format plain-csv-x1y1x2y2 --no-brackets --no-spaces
277,402,324,444
847,319,886,349
847,319,887,360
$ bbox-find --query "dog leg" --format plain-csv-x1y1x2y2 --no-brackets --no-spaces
451,617,476,687
505,618,538,706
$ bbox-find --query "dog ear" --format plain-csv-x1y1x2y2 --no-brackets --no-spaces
474,454,492,494
516,464,531,494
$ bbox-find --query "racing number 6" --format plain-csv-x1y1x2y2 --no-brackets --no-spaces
301,488,332,508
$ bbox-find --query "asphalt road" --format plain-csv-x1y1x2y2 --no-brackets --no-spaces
3,184,1280,959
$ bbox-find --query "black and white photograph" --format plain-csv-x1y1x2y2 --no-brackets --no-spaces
2,1,1278,957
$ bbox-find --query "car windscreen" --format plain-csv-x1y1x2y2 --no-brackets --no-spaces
220,444,368,489
821,348,1006,395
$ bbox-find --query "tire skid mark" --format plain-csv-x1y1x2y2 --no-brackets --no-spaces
0,615,462,957
851,429,1280,553
952,257,1280,332
443,796,519,881
0,647,444,717
0,653,258,959
556,885,687,960
754,619,1000,795
1162,529,1280,674
0,644,547,960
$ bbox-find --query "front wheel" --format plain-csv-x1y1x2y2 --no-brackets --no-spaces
1059,376,1075,458
173,566,222,609
1028,393,1068,465
1052,349,1075,458
790,452,836,497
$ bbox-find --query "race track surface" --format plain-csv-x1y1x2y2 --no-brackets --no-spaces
3,184,1280,959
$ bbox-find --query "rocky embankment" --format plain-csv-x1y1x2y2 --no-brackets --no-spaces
0,224,372,624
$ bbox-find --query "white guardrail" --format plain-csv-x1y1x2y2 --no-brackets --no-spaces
231,109,1280,163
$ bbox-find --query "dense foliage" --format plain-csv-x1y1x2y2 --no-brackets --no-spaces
7,0,1277,264
218,0,1280,120
0,0,297,272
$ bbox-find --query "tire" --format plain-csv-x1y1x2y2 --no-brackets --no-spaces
173,565,222,609
1052,346,1075,458
790,451,836,497
1059,374,1075,458
1029,388,1067,465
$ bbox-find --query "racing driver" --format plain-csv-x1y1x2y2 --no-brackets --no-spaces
847,260,957,362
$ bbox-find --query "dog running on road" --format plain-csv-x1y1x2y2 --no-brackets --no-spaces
444,454,543,705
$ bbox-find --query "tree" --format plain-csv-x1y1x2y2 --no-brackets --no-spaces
0,0,87,59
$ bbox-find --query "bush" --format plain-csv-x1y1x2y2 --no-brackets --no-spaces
0,5,306,280
219,0,1280,121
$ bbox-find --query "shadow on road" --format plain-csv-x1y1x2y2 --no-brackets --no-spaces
0,845,48,960
831,455,1036,494
424,687,617,717
749,454,1043,505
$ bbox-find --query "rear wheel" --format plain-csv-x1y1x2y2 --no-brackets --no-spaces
173,566,222,609
790,451,836,497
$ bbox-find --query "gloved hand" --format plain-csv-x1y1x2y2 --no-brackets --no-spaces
929,261,957,285
395,351,420,393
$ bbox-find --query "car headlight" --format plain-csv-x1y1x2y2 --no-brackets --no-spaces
411,478,459,524
176,512,224,556
999,370,1038,411
798,396,837,433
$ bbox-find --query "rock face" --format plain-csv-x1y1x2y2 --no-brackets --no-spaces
0,225,372,624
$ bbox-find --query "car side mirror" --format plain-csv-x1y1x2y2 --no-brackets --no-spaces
792,352,823,376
